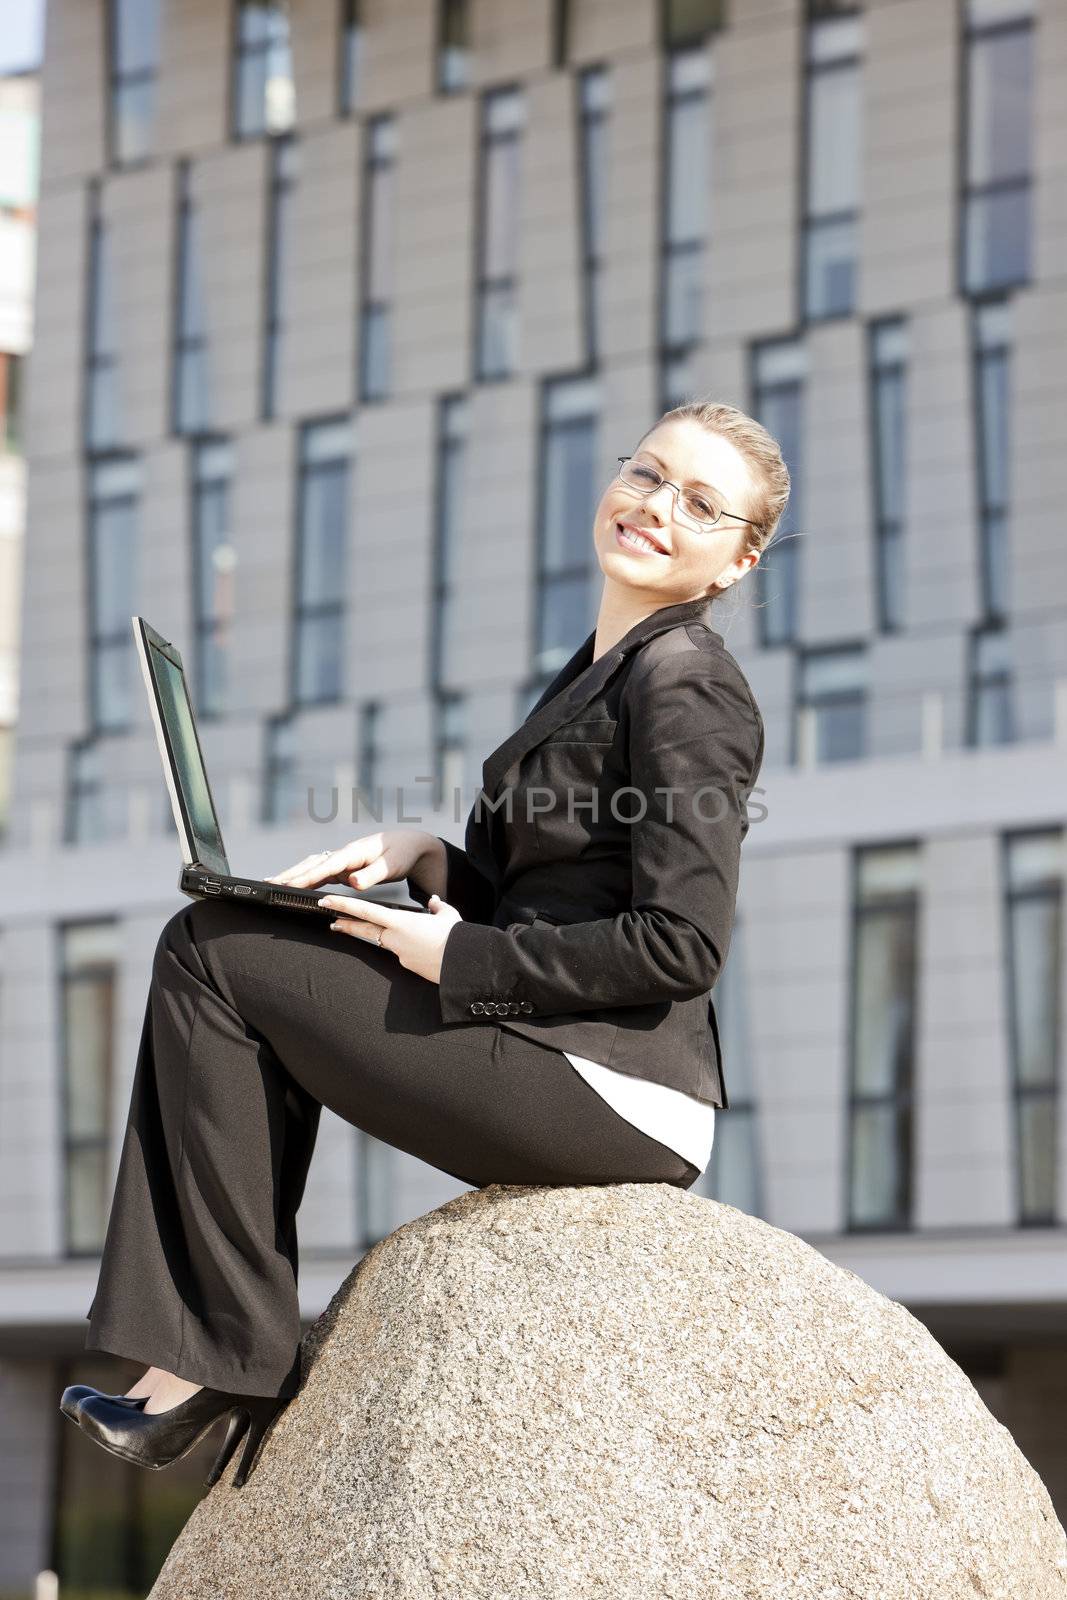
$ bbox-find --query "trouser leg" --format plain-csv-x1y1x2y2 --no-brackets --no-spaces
85,896,699,1398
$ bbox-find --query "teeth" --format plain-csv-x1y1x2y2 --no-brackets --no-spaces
618,523,663,554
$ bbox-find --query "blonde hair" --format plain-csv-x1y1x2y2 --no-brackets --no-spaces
635,399,792,598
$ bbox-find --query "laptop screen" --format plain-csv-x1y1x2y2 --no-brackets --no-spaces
135,618,230,877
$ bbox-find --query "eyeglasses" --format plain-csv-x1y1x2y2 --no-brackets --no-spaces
616,457,759,533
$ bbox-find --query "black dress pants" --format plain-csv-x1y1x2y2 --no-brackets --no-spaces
84,897,700,1399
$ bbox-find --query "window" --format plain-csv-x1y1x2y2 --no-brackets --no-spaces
264,711,297,822
535,375,601,678
192,439,236,718
65,736,126,844
359,117,397,403
662,0,725,49
868,318,907,631
107,0,161,165
578,67,612,366
358,1132,394,1244
293,418,353,705
661,47,711,360
173,162,211,435
437,0,471,94
435,690,466,814
961,0,1034,295
802,8,862,320
339,0,364,113
695,919,763,1216
967,621,1014,746
0,349,24,452
87,455,141,732
475,88,525,380
355,698,382,821
971,296,1012,621
797,644,867,762
847,845,919,1231
1002,829,1063,1226
751,338,805,648
551,0,571,68
431,395,469,690
59,921,118,1255
232,0,295,140
85,197,123,451
262,134,298,419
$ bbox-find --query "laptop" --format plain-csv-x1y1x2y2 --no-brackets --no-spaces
133,615,426,919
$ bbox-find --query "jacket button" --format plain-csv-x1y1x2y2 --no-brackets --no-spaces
519,1000,533,1013
494,1002,508,1015
508,1001,520,1014
470,1002,485,1014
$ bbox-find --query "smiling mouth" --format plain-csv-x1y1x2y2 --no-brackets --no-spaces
616,521,669,555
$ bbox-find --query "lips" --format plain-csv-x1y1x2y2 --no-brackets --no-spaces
616,520,669,555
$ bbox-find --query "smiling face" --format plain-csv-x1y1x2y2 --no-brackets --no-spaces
593,416,762,607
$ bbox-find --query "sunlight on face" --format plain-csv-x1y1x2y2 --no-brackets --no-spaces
592,417,760,606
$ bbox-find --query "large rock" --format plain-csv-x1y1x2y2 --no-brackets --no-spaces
150,1183,1067,1599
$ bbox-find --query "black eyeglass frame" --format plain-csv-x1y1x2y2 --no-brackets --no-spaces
616,456,760,532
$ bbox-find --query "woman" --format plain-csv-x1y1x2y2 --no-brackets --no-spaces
61,399,788,1489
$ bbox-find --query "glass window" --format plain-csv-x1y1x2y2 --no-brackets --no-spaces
972,298,1012,620
961,6,1034,293
193,439,236,718
340,0,364,113
88,456,141,732
752,339,805,649
662,48,711,350
0,350,24,452
359,118,397,402
233,0,295,139
663,0,725,49
847,844,919,1231
437,0,471,93
968,622,1014,746
174,165,212,435
799,644,867,762
869,319,907,631
293,419,353,705
1002,828,1063,1224
578,67,612,365
536,376,601,677
263,135,298,418
109,0,161,164
803,14,862,319
60,921,119,1255
432,395,469,690
85,209,124,452
476,89,525,379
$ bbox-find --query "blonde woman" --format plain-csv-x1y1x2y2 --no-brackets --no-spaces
62,400,787,1488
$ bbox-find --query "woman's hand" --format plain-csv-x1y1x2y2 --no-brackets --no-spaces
316,892,463,986
265,830,440,894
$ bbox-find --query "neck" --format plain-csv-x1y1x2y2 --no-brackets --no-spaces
591,585,714,663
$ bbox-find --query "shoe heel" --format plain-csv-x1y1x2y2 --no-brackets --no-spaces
203,1408,249,1488
232,1395,287,1488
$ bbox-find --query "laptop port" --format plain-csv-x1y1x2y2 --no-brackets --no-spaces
234,885,252,895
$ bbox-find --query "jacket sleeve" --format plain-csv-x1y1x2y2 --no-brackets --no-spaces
434,652,763,1025
406,835,498,925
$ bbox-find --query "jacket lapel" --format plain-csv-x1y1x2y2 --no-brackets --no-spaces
480,593,721,801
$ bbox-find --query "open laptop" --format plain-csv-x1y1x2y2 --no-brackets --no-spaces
133,615,426,919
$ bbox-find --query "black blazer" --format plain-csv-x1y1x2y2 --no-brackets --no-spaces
407,593,765,1109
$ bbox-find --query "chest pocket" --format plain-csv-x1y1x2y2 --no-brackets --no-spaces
540,717,618,746
528,717,619,848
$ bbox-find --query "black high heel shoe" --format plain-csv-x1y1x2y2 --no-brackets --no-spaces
59,1384,148,1424
67,1383,290,1488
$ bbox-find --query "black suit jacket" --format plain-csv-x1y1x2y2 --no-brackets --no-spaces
407,593,765,1109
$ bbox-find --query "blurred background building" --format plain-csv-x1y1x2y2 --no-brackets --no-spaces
0,0,1065,1594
